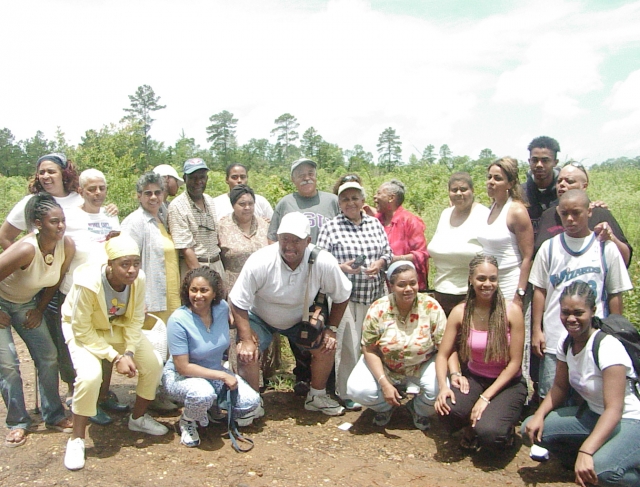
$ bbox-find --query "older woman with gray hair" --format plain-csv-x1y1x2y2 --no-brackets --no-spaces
121,172,180,330
367,179,429,292
317,179,392,410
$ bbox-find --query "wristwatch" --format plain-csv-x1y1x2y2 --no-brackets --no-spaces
516,288,526,297
328,326,339,333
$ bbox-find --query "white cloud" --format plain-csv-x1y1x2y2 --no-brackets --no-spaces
0,0,639,163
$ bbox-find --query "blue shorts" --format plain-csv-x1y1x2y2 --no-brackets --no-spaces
247,312,310,353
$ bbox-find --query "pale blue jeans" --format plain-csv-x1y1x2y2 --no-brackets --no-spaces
522,406,640,486
0,295,66,430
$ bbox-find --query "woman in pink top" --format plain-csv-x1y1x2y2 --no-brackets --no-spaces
434,254,526,451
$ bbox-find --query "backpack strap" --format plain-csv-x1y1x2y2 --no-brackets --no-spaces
599,240,610,317
591,329,606,370
562,334,572,356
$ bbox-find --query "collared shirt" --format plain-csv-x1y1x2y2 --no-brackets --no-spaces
168,191,220,259
317,212,392,305
229,244,352,330
376,206,429,291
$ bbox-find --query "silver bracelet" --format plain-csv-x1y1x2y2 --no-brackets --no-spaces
479,394,491,404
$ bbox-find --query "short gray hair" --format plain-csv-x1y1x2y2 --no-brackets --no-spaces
79,169,107,188
381,179,405,205
136,172,165,193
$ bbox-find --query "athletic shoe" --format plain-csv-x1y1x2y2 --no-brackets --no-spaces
64,438,85,471
148,394,179,412
406,399,430,431
373,409,394,427
304,393,345,416
293,381,310,397
88,407,112,426
343,399,362,411
236,400,265,427
128,414,169,436
179,417,200,448
99,390,130,412
530,444,550,462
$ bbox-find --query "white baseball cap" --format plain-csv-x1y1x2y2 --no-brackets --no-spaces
153,164,184,186
277,212,311,239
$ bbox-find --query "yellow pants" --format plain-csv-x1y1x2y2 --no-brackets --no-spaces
67,333,163,417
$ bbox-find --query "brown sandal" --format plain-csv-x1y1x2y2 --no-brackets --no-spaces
5,428,27,448
46,417,73,433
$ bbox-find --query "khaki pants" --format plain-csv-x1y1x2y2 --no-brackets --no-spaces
66,333,163,417
179,259,225,288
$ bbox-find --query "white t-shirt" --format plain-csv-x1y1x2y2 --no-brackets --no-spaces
428,203,490,294
557,330,640,420
6,192,84,231
229,243,352,330
530,232,633,354
212,193,273,222
61,207,120,294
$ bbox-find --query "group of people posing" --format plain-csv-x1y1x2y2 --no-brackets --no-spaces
0,135,638,486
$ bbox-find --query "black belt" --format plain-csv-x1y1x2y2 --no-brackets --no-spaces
197,255,220,263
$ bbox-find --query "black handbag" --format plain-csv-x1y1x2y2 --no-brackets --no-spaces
295,246,329,350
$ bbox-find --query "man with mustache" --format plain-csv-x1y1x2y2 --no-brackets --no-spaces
267,158,340,395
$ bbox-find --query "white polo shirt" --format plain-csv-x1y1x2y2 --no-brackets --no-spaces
229,243,352,330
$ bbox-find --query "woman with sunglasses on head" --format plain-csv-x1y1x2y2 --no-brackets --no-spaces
0,193,75,448
435,254,527,451
523,281,640,487
534,162,632,266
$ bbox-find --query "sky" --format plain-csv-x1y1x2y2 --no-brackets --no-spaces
1,0,640,166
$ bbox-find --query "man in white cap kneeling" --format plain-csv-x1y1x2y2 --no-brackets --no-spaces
229,212,352,425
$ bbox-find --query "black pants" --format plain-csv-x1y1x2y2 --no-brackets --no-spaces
440,370,527,448
43,290,75,386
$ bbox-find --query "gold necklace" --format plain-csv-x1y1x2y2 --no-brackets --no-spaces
36,234,55,264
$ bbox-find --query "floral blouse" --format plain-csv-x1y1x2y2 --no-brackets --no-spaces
361,293,447,379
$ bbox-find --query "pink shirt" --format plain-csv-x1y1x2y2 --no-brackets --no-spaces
376,206,429,291
467,328,516,379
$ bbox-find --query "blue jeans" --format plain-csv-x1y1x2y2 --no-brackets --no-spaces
522,406,640,486
0,295,66,429
538,352,558,400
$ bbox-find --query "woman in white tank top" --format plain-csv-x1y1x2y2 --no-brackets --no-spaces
477,157,533,307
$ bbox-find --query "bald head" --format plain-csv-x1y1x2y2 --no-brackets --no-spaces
557,164,589,197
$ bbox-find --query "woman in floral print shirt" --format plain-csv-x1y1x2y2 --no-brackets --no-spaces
346,261,448,430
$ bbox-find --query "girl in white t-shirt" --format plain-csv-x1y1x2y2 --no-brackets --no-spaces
523,280,640,487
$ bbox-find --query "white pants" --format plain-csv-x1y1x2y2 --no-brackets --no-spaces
335,302,369,398
346,355,439,415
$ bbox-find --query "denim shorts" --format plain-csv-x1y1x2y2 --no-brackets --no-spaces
247,312,309,353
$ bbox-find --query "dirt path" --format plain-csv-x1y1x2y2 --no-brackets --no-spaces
1,333,577,487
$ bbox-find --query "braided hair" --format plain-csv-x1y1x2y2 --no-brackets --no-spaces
24,193,62,231
458,254,510,364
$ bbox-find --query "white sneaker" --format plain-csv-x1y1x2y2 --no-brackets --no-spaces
236,400,265,427
530,444,550,462
128,413,169,436
179,417,200,448
305,393,345,416
64,437,85,471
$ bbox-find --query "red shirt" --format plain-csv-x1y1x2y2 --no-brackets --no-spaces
376,206,429,291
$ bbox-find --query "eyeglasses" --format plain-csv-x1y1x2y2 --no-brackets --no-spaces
564,162,589,183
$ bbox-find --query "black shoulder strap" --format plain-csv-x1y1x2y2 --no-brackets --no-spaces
562,334,572,355
591,330,606,370
308,245,323,265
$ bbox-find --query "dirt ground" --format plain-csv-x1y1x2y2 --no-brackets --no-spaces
1,333,578,487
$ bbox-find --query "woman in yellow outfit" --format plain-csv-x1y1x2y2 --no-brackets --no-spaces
61,235,167,471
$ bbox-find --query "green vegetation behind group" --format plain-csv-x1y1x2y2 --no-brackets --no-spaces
1,85,639,323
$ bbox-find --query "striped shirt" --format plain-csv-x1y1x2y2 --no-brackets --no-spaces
168,191,220,259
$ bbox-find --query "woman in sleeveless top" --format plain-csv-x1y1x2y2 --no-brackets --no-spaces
435,254,526,451
477,157,533,306
0,193,75,447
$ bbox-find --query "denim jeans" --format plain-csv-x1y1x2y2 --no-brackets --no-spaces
522,406,640,486
538,352,558,400
0,295,66,429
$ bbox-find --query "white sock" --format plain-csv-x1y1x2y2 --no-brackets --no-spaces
309,387,326,397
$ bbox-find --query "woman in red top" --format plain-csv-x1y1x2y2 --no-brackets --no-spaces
367,179,429,291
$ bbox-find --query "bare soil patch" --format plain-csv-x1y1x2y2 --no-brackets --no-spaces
1,332,576,487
